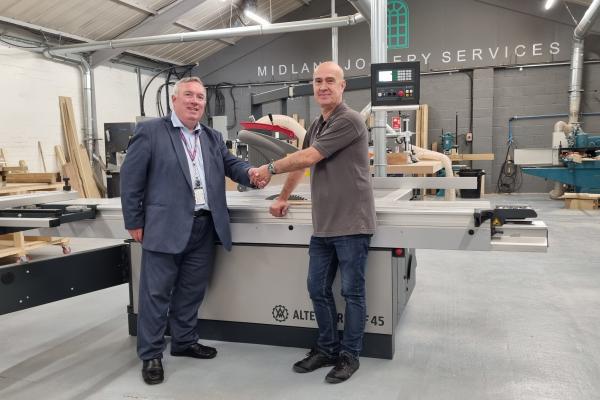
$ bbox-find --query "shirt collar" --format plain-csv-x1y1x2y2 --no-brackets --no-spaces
320,102,347,123
171,112,201,135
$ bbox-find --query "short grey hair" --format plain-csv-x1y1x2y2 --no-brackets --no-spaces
173,76,205,95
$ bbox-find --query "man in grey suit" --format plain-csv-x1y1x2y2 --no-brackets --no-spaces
121,76,267,385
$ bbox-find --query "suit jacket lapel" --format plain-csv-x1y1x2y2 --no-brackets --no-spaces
165,119,193,192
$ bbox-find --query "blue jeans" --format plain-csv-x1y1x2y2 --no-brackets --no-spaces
307,234,371,358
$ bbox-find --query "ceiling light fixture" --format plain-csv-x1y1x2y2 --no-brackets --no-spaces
244,8,271,25
544,0,557,10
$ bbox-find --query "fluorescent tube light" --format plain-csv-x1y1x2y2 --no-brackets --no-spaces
544,0,557,10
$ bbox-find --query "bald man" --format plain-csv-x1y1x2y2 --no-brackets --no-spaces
254,61,376,383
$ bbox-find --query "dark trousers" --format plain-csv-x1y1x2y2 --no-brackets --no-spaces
137,215,215,361
307,234,371,358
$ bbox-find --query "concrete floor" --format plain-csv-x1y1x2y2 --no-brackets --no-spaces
1,194,599,400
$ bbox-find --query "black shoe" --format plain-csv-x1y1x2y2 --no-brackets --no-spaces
171,343,217,359
141,358,164,385
292,348,338,373
325,352,360,384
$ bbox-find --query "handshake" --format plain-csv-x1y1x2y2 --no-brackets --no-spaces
248,164,273,189
247,163,290,218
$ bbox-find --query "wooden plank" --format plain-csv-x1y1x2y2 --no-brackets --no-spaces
415,107,422,148
0,182,64,195
59,96,102,198
54,145,67,167
420,104,429,149
79,144,101,198
38,141,47,172
56,144,84,194
63,161,84,195
371,160,443,175
561,193,600,199
450,153,495,161
0,233,69,260
5,173,61,184
60,96,87,196
59,97,76,163
387,152,409,165
0,166,28,173
564,198,599,210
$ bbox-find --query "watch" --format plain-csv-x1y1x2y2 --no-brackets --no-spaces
267,161,277,175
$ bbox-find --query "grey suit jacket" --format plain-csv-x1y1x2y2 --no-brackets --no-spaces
120,115,251,252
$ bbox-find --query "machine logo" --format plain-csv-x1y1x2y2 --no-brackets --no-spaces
388,0,409,49
272,305,289,322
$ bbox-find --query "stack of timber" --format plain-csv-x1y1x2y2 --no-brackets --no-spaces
0,233,70,264
0,171,63,196
58,96,101,198
561,193,600,210
0,148,64,195
0,153,28,189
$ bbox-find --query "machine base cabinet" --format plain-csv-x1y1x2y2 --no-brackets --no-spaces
127,243,416,359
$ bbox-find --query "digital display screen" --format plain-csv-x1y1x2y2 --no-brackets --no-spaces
378,69,413,83
378,70,393,82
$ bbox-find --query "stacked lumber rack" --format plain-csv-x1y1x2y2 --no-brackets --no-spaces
0,233,70,264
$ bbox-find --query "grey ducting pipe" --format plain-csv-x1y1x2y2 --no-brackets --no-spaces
41,14,365,56
568,0,600,127
255,114,307,148
347,0,371,23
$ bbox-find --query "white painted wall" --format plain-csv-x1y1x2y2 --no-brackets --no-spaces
0,44,164,173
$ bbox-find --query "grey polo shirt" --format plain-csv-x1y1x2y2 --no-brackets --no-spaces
302,102,376,237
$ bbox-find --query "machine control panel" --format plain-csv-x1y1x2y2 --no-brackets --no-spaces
371,62,420,107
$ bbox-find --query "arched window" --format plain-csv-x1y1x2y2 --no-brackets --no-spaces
388,0,409,49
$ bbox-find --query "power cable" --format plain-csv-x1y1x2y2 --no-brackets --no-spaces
496,126,522,193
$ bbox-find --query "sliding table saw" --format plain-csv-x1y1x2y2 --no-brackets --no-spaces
0,180,547,358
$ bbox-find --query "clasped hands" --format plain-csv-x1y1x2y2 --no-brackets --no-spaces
248,165,289,217
248,164,272,189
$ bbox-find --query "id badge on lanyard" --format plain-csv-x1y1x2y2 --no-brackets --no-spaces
194,187,205,205
181,130,206,206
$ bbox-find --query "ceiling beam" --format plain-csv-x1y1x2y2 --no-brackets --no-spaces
109,0,158,15
0,15,90,43
565,0,593,6
91,0,208,67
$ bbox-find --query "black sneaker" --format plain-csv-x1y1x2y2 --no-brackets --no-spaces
293,348,338,373
325,352,359,383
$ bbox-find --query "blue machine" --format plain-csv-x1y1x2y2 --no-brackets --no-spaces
441,132,456,154
521,129,600,193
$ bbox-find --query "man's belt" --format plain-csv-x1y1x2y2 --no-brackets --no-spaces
193,209,211,217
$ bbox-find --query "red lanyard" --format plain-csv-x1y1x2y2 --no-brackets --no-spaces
179,129,199,161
